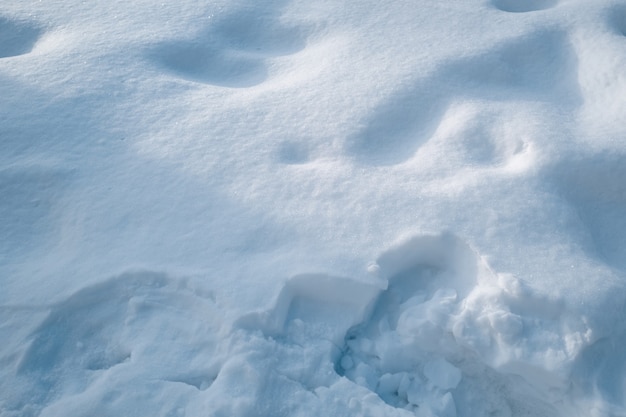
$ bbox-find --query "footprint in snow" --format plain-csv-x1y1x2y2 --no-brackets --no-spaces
343,83,447,166
345,29,580,167
0,16,42,59
609,4,626,37
151,7,310,88
491,0,558,13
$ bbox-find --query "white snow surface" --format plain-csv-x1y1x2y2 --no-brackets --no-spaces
1,0,626,416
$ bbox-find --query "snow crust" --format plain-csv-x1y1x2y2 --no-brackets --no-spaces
1,0,626,416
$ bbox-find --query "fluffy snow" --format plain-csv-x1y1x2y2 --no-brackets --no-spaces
1,0,626,416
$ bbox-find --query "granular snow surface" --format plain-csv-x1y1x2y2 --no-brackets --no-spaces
1,0,626,416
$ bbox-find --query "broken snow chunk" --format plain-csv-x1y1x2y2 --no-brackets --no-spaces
353,362,378,390
438,392,457,417
423,358,462,390
367,262,381,275
432,288,457,302
397,372,412,400
377,372,402,395
498,273,529,298
487,310,523,338
340,355,354,370
406,378,426,406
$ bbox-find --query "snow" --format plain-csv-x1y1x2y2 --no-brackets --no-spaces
1,0,626,416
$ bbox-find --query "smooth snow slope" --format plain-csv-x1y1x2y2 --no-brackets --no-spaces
1,0,626,416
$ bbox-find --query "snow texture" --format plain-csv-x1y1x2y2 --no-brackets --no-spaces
1,0,626,416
